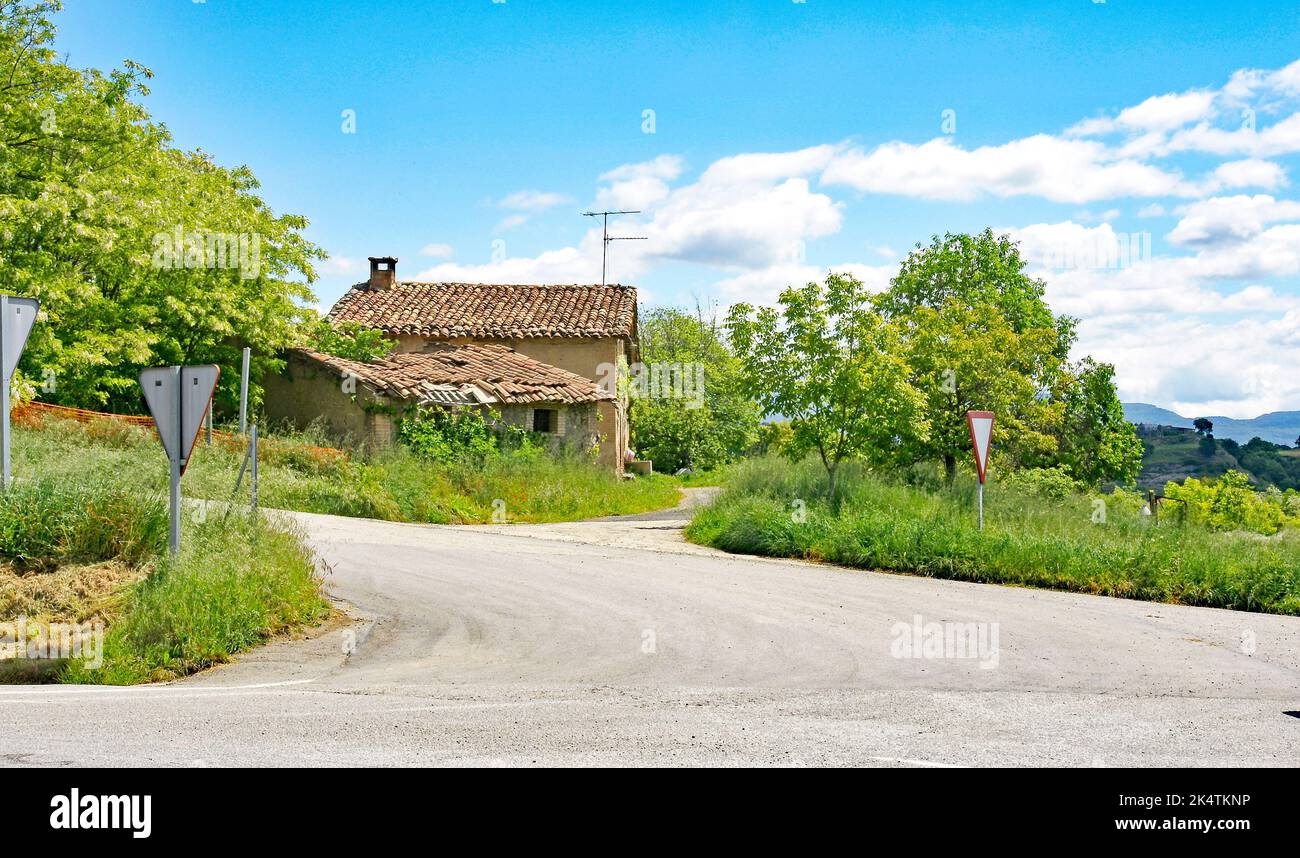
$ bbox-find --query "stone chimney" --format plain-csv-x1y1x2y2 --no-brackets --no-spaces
367,256,398,290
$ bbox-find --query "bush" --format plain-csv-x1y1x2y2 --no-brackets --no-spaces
999,466,1079,500
302,318,395,362
0,478,166,567
1163,471,1297,535
398,406,501,462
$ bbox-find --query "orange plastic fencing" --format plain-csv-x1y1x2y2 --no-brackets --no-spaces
12,400,349,463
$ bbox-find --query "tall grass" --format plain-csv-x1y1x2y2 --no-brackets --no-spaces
686,456,1300,615
13,416,681,524
0,448,329,684
62,513,329,684
0,477,166,567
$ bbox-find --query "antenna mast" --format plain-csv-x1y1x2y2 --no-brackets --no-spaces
582,210,646,286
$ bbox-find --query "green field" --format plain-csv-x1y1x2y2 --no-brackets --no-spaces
686,456,1300,615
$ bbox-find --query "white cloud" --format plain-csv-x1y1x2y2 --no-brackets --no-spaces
1068,90,1217,137
595,155,685,210
1079,310,1300,417
419,243,454,259
641,176,842,268
1204,158,1288,192
320,255,364,275
498,190,572,211
493,213,529,233
821,136,1197,202
698,144,840,185
412,231,608,285
713,262,893,306
1166,194,1300,246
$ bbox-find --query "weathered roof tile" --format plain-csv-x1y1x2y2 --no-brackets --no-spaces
290,344,613,406
327,282,637,340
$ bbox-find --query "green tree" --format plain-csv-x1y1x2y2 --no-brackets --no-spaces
880,229,1134,487
629,306,761,473
0,1,323,414
882,228,1075,354
302,318,396,362
1057,359,1143,487
1193,417,1213,436
896,298,1064,484
727,273,928,500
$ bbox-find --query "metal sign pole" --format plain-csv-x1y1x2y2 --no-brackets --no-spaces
250,423,258,514
169,365,182,556
978,481,984,531
0,294,8,493
238,347,250,434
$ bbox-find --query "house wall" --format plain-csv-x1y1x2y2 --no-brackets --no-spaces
264,353,398,448
495,402,601,457
265,353,607,460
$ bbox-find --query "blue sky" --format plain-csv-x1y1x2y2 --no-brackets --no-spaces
53,0,1300,417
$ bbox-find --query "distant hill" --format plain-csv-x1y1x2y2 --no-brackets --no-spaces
1133,424,1300,491
1123,403,1300,447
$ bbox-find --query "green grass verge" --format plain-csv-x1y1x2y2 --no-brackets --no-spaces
0,473,329,684
14,417,681,524
61,513,329,684
685,456,1300,615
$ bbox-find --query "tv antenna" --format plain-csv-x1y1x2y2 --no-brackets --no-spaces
582,210,646,286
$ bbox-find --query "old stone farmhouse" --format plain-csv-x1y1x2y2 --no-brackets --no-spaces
266,257,638,471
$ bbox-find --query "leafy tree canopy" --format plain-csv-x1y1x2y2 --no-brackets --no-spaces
302,318,396,363
0,1,323,415
629,306,762,473
879,230,1138,487
727,273,928,499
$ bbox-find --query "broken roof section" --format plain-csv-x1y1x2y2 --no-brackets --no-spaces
289,343,613,406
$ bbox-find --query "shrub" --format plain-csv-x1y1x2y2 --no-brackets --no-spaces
62,513,329,684
999,466,1079,500
398,406,500,462
1163,471,1297,534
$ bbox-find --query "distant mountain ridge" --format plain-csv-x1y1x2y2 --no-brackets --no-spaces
1123,403,1300,447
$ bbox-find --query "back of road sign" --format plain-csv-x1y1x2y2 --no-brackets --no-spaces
1,297,38,382
140,365,220,469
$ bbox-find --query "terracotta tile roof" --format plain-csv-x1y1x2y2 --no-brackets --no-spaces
289,344,613,405
327,282,637,340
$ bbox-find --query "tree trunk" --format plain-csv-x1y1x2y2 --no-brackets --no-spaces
944,453,956,486
826,463,839,508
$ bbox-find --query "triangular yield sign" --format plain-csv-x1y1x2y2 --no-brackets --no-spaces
140,365,220,472
1,296,39,383
966,410,995,484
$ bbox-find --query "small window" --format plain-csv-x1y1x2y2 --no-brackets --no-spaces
532,408,556,433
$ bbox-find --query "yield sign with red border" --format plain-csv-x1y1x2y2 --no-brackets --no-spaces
966,410,995,484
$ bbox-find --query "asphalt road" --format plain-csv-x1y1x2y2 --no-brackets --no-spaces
2,491,1298,766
